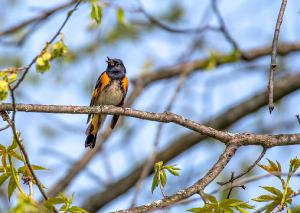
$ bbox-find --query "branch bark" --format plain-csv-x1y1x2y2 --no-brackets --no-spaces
81,71,300,212
268,0,287,113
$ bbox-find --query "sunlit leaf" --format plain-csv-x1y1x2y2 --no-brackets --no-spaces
90,2,102,24
0,172,10,186
8,176,17,200
0,80,8,101
117,7,125,24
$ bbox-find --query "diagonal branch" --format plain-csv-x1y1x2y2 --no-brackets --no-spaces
268,0,287,113
0,1,76,37
12,0,82,91
81,71,300,211
218,147,267,185
110,144,238,213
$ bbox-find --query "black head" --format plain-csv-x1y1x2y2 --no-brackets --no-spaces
106,57,126,79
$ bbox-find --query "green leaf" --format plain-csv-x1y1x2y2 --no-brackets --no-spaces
44,197,65,208
265,200,280,213
9,150,24,162
52,37,68,58
68,206,89,213
160,169,167,187
8,176,17,200
31,165,47,170
207,194,218,204
252,194,277,202
163,165,180,176
151,171,159,193
260,186,282,196
117,8,125,24
90,2,102,24
187,207,204,213
7,135,19,152
0,80,8,101
0,172,10,186
36,51,52,73
1,152,7,172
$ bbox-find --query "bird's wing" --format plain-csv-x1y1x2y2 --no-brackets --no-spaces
87,71,111,123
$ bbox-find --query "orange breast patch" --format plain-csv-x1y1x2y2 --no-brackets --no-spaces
100,72,111,91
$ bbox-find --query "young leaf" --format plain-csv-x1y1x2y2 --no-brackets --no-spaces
117,8,125,24
8,176,17,200
151,171,159,193
0,80,8,101
260,186,282,197
252,194,277,202
0,172,10,186
68,206,89,213
90,2,102,24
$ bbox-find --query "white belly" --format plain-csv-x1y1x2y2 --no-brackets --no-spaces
95,80,123,106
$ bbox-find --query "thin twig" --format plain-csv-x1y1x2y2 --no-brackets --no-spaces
12,0,82,91
211,0,240,51
218,147,267,185
0,1,76,37
268,0,287,114
296,114,300,125
137,3,219,34
4,89,58,213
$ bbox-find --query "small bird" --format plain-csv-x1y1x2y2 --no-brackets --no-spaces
85,57,128,149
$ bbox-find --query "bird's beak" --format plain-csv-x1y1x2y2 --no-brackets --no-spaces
106,56,114,66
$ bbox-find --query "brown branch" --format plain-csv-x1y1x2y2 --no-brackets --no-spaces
135,42,300,87
0,1,75,37
137,4,219,34
110,144,238,213
296,114,300,124
211,0,240,51
218,147,267,185
0,103,234,143
268,0,287,113
12,0,82,91
81,71,300,212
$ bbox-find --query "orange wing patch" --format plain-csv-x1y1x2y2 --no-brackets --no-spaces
87,71,111,123
122,76,128,94
99,72,111,92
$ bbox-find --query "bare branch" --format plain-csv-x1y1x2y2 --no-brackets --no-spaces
0,1,76,37
211,0,240,51
268,0,287,113
218,147,267,185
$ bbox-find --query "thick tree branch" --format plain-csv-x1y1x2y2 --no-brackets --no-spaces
110,144,238,213
136,42,300,87
81,71,300,211
268,0,287,113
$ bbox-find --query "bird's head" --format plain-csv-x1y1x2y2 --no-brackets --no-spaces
106,57,126,77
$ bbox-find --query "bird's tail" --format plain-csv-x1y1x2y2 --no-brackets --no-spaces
85,115,106,149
